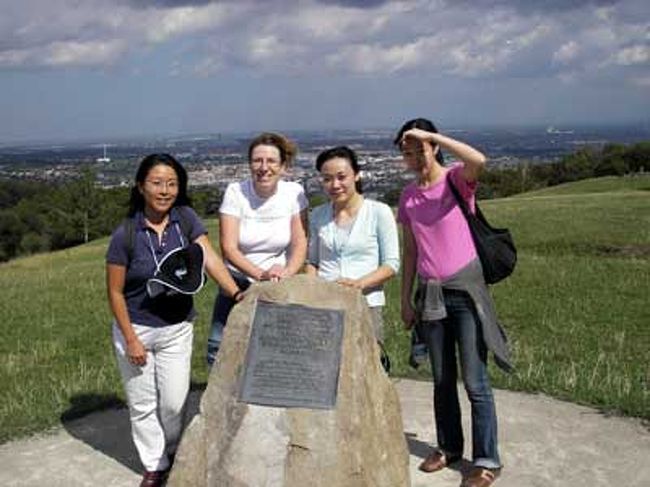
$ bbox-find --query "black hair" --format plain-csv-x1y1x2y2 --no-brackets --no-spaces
315,145,363,194
127,153,192,217
248,132,297,168
394,117,445,164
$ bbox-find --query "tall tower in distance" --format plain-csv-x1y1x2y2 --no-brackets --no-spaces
96,144,111,163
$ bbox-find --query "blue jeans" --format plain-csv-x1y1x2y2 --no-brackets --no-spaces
423,288,501,469
206,273,250,366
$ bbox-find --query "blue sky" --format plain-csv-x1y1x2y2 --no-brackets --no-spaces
1,0,648,143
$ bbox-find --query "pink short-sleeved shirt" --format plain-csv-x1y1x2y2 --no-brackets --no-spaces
397,163,478,280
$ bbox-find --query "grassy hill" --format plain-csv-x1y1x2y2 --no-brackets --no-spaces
511,173,650,197
0,175,648,443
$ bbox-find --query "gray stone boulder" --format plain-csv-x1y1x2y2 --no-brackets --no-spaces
167,275,410,487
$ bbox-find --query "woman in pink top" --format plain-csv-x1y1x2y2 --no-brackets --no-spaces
397,118,509,487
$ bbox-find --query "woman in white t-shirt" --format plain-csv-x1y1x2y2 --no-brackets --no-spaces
206,132,308,365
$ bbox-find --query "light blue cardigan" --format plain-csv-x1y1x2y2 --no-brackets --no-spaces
307,199,400,307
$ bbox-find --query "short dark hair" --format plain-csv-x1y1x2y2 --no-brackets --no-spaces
248,132,297,168
127,153,192,217
315,145,363,194
394,117,444,164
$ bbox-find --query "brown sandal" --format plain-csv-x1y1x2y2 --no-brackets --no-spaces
418,450,461,473
463,467,501,487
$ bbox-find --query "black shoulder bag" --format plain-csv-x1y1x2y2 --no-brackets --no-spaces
446,173,517,284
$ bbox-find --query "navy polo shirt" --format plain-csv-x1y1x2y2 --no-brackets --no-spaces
106,206,207,327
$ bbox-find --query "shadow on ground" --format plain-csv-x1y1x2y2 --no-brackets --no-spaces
405,431,473,478
60,383,206,474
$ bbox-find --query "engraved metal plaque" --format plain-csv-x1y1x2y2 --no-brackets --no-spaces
239,300,345,409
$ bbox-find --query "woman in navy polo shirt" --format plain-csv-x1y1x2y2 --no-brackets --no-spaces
106,153,242,487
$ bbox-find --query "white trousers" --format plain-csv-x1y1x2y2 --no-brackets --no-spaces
113,320,193,472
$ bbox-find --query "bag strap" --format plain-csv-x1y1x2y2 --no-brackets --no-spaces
123,217,136,264
446,171,472,219
446,172,487,223
175,206,194,246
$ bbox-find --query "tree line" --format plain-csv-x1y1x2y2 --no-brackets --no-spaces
0,166,221,262
476,141,649,199
382,141,649,205
1,141,648,262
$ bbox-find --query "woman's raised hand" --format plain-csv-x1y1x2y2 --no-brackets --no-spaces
400,127,436,146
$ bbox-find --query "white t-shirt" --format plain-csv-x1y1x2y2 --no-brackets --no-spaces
220,179,308,279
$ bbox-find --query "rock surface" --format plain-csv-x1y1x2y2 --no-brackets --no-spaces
167,275,410,487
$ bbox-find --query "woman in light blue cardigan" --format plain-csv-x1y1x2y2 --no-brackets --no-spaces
306,146,400,343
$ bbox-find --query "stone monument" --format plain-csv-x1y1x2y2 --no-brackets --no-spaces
167,275,410,487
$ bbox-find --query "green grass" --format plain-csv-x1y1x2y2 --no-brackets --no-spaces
0,175,648,443
512,173,650,197
0,227,219,443
382,175,649,419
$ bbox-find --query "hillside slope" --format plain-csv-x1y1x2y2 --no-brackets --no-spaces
1,176,648,443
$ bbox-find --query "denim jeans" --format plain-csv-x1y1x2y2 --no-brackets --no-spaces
206,272,251,366
423,288,501,469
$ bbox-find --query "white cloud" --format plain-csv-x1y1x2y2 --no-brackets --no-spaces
0,0,647,87
0,40,126,68
326,38,428,74
192,56,223,77
611,45,650,66
321,9,557,77
283,4,391,41
45,40,127,66
248,36,277,61
594,6,615,22
553,41,580,64
0,49,30,67
0,0,241,68
145,4,231,43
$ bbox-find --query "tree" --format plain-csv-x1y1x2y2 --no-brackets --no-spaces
380,187,402,207
191,186,222,217
20,232,50,254
0,179,46,209
0,209,25,261
57,166,102,244
624,142,650,173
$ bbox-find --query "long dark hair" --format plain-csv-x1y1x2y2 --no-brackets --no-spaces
127,153,192,217
394,117,445,165
315,145,363,194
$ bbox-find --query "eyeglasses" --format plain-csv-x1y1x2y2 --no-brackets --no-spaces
145,179,179,191
250,158,282,168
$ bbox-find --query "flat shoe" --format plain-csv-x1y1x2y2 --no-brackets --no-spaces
462,467,501,487
418,450,461,473
139,470,168,487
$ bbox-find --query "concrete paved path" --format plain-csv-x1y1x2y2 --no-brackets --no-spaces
0,379,648,486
